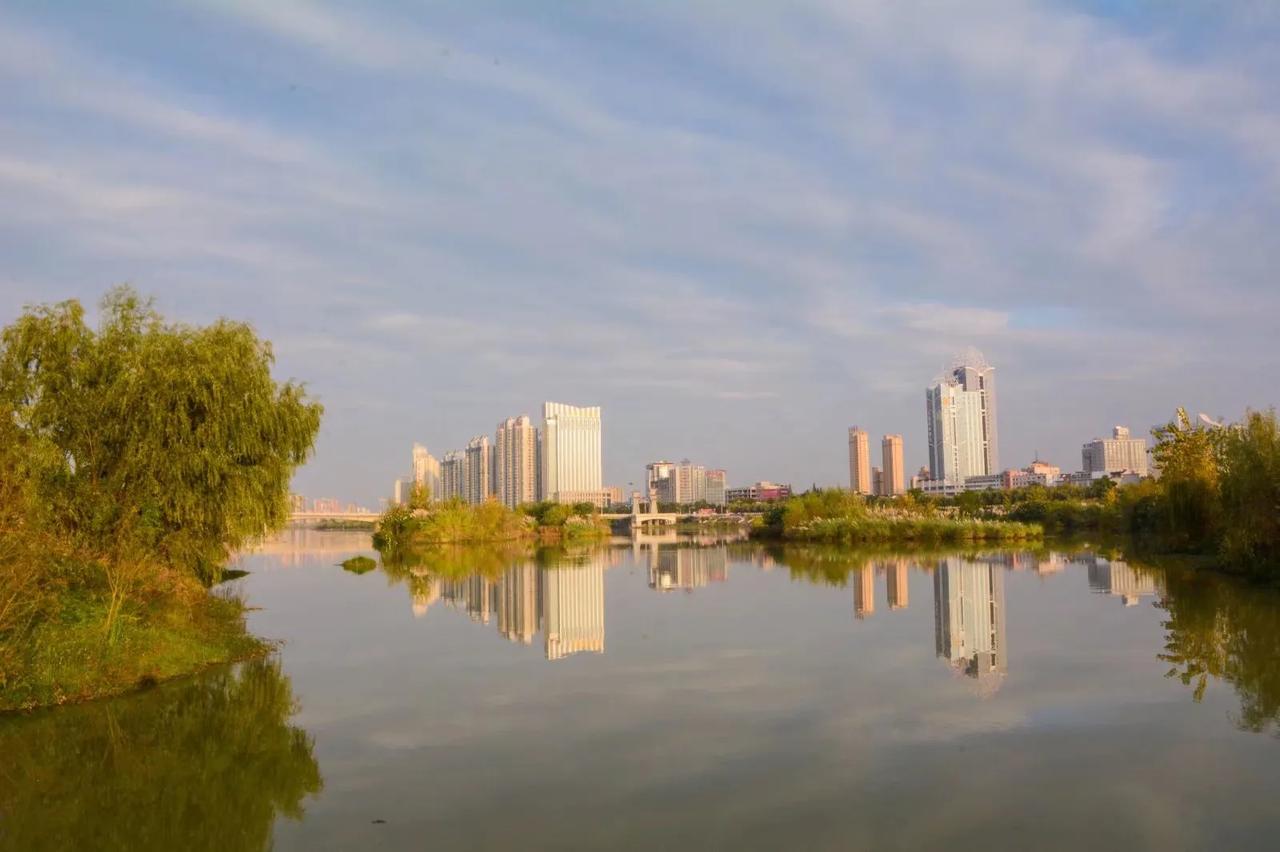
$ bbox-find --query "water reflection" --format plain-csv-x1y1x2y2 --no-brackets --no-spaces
388,550,609,661
378,539,1280,732
0,658,321,852
1158,568,1280,734
644,544,730,592
1085,555,1163,606
933,558,1008,693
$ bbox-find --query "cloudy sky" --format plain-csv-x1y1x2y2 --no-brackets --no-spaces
3,1,1279,506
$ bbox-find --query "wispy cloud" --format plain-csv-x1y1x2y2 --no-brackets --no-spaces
1,1,1278,503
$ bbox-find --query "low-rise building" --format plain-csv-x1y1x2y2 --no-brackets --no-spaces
726,481,793,503
1082,426,1149,477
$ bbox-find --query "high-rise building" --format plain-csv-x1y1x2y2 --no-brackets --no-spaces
848,427,872,494
927,351,998,484
1082,426,1149,476
463,435,494,505
440,450,466,501
647,459,709,504
495,415,540,508
676,459,707,504
952,350,999,474
881,434,905,496
871,467,883,497
704,469,727,507
541,402,602,504
933,557,1007,694
412,443,441,501
646,460,676,503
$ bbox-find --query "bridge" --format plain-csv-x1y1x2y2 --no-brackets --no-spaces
601,511,681,529
288,511,379,525
600,496,684,531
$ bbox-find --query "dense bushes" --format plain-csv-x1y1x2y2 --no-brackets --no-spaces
754,488,1041,544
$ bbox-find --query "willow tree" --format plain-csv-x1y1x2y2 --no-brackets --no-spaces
0,288,322,629
1150,407,1221,549
1217,409,1280,572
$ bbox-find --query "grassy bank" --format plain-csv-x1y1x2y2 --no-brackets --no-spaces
2,583,267,713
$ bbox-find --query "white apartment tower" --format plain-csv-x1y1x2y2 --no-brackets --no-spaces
495,415,541,507
541,402,602,504
412,443,441,501
927,350,999,484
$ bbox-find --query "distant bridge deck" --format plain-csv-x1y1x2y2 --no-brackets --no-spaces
288,512,379,524
601,512,682,526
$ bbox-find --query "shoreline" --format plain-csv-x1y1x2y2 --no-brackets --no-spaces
6,532,1269,715
0,591,274,715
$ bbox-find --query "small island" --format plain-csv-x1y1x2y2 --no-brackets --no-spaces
371,488,609,563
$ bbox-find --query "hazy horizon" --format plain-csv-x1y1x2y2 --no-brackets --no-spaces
3,1,1278,506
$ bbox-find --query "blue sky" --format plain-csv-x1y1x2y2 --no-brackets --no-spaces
3,1,1278,506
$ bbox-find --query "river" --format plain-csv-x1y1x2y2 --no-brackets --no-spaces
2,529,1278,851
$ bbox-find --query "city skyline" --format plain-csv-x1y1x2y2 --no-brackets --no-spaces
4,3,1277,508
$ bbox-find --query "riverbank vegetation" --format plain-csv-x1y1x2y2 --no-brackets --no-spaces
752,488,1042,544
314,519,376,531
946,408,1280,578
0,289,321,711
372,488,608,560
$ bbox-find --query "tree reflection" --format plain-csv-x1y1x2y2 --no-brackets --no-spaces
0,657,322,852
1158,569,1280,734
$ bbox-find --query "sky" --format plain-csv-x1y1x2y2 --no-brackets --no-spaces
2,1,1279,507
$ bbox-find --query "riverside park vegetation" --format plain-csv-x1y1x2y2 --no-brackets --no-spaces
0,288,322,711
910,408,1280,579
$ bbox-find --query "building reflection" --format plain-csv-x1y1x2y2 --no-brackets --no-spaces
1085,555,1162,606
646,545,730,592
884,559,909,610
544,561,605,660
413,553,606,662
932,557,1008,694
498,563,540,645
854,568,875,619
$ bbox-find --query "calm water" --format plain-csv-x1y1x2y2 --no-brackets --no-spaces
3,530,1280,851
